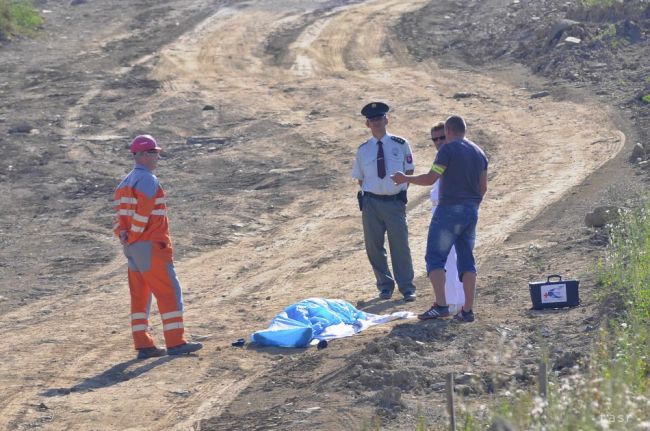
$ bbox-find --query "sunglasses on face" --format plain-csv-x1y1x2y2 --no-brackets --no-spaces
146,149,160,154
431,135,445,142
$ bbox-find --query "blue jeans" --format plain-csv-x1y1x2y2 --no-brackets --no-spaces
425,204,478,280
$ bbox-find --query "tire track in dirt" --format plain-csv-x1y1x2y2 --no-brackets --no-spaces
149,0,624,427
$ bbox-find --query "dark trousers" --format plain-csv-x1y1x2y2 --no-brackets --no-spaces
361,195,415,294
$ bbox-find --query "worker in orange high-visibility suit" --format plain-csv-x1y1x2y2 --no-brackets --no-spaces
113,135,203,359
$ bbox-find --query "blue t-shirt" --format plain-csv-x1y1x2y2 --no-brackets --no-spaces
433,138,488,205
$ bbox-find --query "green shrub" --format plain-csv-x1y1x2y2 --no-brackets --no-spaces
0,1,14,38
0,0,42,39
603,205,650,319
642,94,650,104
11,2,42,29
580,0,648,19
581,0,617,7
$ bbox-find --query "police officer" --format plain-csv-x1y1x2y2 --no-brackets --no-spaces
352,102,417,302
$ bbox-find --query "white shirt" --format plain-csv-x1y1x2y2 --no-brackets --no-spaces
430,179,442,208
351,133,415,195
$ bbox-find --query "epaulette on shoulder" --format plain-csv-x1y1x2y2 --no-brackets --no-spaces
390,135,406,144
359,140,370,148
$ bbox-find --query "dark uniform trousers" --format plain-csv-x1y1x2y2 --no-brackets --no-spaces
361,193,415,294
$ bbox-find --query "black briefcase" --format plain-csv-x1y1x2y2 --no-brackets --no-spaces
528,275,580,310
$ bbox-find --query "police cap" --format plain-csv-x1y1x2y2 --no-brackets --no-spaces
361,102,389,119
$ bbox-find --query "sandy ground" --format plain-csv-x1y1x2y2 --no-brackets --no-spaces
0,0,641,429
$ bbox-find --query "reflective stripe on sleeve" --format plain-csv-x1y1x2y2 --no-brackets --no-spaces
131,225,145,233
151,209,167,216
161,311,183,320
119,209,135,216
133,213,149,223
131,312,147,320
131,324,148,332
155,198,167,204
431,163,446,175
120,197,137,204
163,322,184,331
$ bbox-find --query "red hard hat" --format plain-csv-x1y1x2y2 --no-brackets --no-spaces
130,135,161,153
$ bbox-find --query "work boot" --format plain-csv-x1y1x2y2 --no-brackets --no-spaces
137,346,167,360
167,341,203,356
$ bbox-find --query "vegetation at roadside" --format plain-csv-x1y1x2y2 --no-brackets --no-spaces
0,0,43,40
581,0,618,7
458,205,650,430
581,0,648,9
580,0,650,19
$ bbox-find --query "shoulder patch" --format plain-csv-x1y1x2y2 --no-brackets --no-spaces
390,135,406,144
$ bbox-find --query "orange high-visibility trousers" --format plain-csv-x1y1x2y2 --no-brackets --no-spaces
125,241,186,349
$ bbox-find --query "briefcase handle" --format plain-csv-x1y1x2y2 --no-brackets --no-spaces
547,274,563,283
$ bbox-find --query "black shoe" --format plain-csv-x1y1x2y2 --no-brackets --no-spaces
378,290,393,300
137,346,167,360
454,308,475,323
403,291,416,302
167,341,203,356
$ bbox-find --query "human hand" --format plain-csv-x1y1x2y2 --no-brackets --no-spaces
119,230,128,245
391,171,407,185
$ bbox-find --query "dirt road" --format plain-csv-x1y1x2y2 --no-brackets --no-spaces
0,0,633,429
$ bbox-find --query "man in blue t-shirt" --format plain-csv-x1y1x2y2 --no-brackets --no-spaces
392,115,488,322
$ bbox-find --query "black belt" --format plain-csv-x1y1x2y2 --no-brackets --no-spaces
364,191,407,202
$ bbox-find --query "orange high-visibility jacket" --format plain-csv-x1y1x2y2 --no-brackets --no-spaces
113,164,171,245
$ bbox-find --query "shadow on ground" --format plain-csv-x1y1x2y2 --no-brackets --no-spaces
40,356,175,396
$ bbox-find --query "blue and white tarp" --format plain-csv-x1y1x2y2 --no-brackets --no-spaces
251,298,415,348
